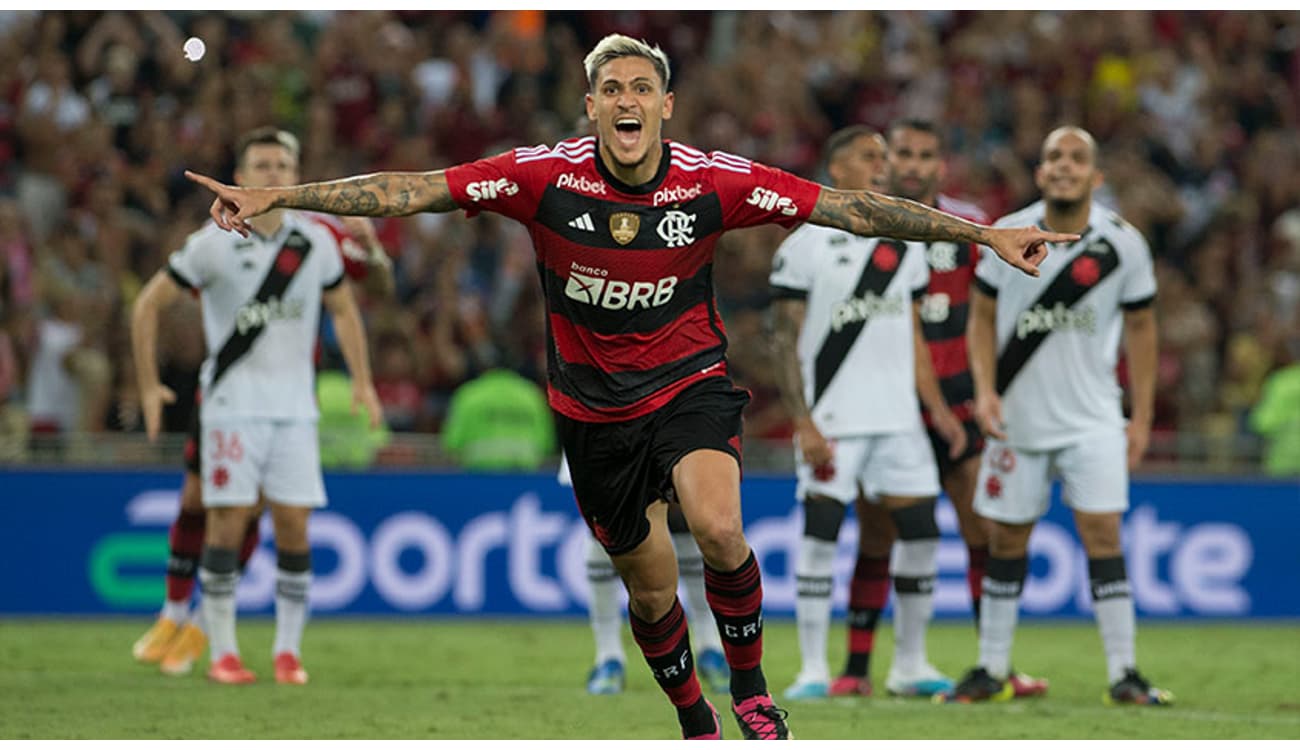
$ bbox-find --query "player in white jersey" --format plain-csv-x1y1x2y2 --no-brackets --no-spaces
939,126,1172,706
769,126,968,701
559,454,732,695
132,127,383,685
130,206,392,677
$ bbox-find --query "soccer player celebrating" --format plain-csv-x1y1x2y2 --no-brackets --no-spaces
940,126,1172,706
133,127,383,685
186,35,1072,738
770,125,966,701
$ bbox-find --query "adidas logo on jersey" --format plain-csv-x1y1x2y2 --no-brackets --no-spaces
829,291,906,332
567,213,595,232
1015,302,1097,340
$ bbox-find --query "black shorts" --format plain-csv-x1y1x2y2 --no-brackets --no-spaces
183,409,201,476
927,417,984,478
556,377,750,557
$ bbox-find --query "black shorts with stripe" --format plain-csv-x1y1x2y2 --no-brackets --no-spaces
556,376,750,557
927,417,984,478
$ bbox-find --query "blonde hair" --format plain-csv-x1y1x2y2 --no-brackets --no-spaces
583,34,671,92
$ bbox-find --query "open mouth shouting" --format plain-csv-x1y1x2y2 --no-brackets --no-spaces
614,116,643,150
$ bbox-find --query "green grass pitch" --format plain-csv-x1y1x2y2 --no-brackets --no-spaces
2,618,1297,739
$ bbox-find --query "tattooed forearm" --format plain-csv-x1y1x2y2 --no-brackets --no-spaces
771,299,813,421
810,188,991,245
268,171,457,216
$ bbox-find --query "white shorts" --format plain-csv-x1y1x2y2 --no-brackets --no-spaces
200,417,327,508
795,429,941,504
973,432,1129,524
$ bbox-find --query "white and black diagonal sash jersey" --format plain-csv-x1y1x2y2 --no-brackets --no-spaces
167,212,345,421
975,200,1157,451
769,224,930,438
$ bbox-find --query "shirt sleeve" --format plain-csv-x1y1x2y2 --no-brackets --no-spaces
711,154,822,231
444,149,544,223
310,215,370,280
166,227,215,289
1119,228,1157,308
316,223,346,289
768,227,820,300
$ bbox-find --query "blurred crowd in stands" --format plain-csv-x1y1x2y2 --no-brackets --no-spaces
0,10,1296,468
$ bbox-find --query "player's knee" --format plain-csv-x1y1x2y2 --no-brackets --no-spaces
625,581,677,622
180,475,204,512
988,521,1033,557
686,509,744,561
1075,512,1122,557
803,495,846,542
954,506,990,547
205,507,249,548
888,498,939,541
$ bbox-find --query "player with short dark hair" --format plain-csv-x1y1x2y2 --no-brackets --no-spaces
938,126,1172,706
186,34,1073,739
771,125,965,701
825,118,1050,699
134,127,384,685
131,128,393,677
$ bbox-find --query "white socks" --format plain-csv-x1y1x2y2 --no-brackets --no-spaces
273,569,311,657
793,536,837,682
890,538,939,671
586,536,625,665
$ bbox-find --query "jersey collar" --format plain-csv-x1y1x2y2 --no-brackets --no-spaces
593,139,672,196
1037,218,1093,249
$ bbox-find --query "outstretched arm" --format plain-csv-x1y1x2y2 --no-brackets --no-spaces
809,187,1077,277
185,170,458,236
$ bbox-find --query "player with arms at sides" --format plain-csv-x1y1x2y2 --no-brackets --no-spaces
131,129,394,677
821,120,1049,699
186,35,1072,738
770,125,965,701
938,126,1172,706
133,127,384,685
559,455,731,696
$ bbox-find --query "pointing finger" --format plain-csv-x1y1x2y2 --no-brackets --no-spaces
185,170,223,192
1043,232,1080,244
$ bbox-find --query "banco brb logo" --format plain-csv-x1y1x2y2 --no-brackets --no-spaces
564,264,678,311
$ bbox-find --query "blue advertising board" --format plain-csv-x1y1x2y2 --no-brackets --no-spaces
0,469,1296,618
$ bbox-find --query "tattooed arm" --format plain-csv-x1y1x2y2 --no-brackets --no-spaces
771,298,833,470
809,187,1078,277
184,170,457,236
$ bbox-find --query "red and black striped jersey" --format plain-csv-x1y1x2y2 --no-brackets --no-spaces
919,194,988,424
306,214,375,281
445,136,822,422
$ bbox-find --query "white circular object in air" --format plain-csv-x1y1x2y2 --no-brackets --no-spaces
183,37,206,62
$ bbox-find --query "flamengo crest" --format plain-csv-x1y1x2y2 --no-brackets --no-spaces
656,210,696,248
